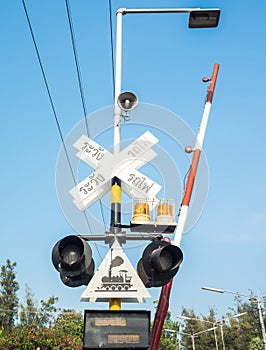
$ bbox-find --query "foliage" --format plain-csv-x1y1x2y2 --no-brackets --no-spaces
0,259,19,332
0,326,82,349
180,307,220,350
0,260,83,348
54,309,83,339
249,337,264,350
226,295,264,350
152,297,266,350
159,316,179,350
20,285,58,328
1,259,266,349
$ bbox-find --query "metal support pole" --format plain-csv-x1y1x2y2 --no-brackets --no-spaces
110,177,122,233
109,10,124,309
114,9,123,155
110,8,123,232
219,322,226,350
256,295,266,350
109,298,121,310
108,246,121,310
214,326,219,350
191,335,196,350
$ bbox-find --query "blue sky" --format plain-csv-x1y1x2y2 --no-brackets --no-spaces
1,0,266,321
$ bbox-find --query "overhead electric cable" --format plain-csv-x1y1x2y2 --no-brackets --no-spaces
21,0,96,240
65,0,90,137
65,0,107,233
22,0,76,186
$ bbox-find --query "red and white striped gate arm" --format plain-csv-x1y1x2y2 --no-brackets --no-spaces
173,63,220,247
150,63,220,350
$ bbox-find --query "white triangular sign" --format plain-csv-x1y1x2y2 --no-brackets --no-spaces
81,239,150,303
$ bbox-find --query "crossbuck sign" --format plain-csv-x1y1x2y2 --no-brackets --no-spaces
70,131,162,211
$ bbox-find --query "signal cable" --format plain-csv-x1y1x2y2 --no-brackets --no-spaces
65,0,107,234
21,0,77,187
21,1,98,242
65,0,89,137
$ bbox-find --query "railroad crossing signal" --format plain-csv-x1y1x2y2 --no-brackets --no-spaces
137,238,183,288
52,235,95,288
69,131,162,211
52,130,175,295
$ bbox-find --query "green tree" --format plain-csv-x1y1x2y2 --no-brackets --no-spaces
198,307,221,350
249,337,264,350
0,259,19,332
20,284,59,328
225,295,262,349
179,307,202,349
54,309,83,340
39,295,59,327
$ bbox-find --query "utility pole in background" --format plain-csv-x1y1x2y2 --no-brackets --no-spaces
203,287,266,350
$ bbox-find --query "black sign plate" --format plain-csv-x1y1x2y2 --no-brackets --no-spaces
83,310,150,349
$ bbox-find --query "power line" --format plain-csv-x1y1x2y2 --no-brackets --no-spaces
65,0,89,137
22,0,77,187
65,0,107,234
21,0,96,240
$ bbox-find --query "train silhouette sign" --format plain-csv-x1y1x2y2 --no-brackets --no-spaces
81,239,150,303
69,131,162,211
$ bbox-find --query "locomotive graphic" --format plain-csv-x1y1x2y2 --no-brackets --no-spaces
99,252,133,291
101,269,132,291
